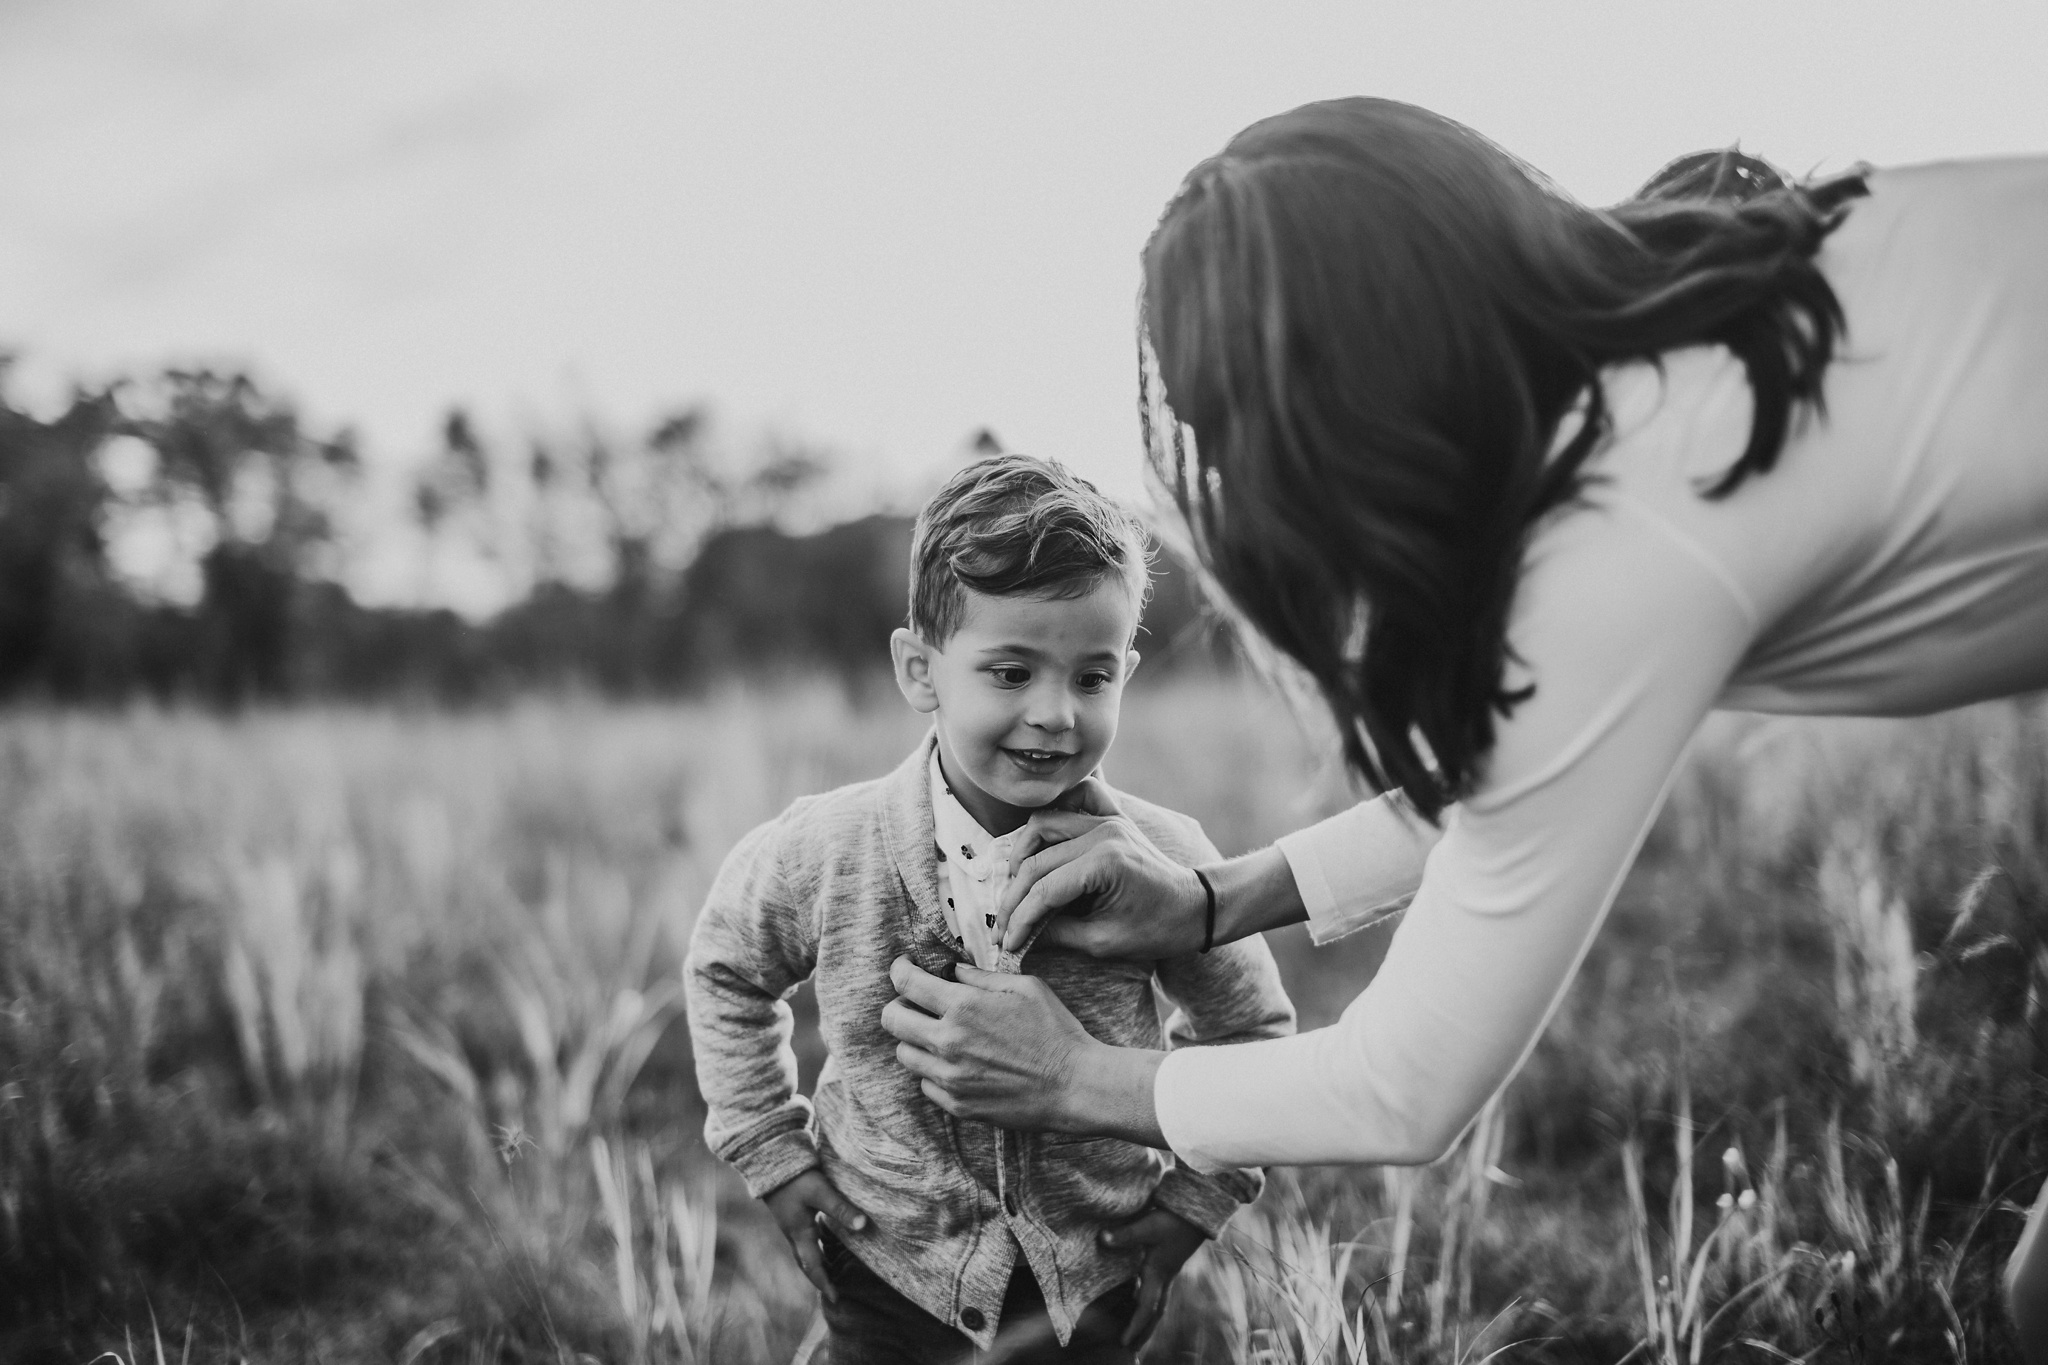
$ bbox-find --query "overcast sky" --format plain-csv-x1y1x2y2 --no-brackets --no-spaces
5,0,2046,516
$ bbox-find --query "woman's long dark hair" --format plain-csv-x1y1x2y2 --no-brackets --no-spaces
1140,99,1866,820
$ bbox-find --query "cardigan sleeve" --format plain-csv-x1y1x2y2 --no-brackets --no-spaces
683,815,824,1197
1155,495,1756,1171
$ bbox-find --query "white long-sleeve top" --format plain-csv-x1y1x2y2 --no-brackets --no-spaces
1154,155,2048,1171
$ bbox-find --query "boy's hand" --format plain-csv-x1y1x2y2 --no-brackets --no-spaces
763,1169,869,1302
1100,1205,1209,1348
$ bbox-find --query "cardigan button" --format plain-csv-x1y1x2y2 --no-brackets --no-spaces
960,1307,986,1332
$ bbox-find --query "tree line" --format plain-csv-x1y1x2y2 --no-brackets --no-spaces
0,356,1225,705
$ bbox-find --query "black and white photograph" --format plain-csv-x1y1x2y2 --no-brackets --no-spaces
3,3,2046,1361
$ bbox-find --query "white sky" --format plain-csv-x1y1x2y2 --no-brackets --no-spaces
4,0,2046,520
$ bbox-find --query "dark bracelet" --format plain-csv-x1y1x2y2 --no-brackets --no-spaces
1195,868,1218,954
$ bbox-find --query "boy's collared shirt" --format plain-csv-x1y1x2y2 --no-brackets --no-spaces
684,734,1296,1352
929,748,1028,973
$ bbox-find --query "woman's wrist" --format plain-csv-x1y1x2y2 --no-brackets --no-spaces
1198,845,1310,947
1059,1039,1168,1148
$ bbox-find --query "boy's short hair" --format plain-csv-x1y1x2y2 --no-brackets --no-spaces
909,454,1151,644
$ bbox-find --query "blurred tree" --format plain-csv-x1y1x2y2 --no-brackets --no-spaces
0,349,1227,704
573,406,824,602
0,357,127,696
119,369,360,701
507,407,717,605
487,409,830,688
667,513,913,681
412,407,490,538
408,406,500,608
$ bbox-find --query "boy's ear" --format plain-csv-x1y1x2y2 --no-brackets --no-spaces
1125,647,1141,682
891,627,941,714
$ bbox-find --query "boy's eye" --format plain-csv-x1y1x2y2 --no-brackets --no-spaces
989,666,1029,688
1078,670,1114,692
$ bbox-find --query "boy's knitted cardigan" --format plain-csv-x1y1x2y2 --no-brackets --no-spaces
684,733,1296,1350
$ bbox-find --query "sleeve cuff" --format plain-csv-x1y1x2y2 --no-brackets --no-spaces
1275,794,1441,946
724,1125,821,1199
1150,1165,1254,1238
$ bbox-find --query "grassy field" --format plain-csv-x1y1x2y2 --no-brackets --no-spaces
1,678,2044,1363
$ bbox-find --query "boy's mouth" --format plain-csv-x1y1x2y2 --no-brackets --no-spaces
1002,747,1074,776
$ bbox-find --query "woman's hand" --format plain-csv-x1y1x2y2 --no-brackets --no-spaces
995,778,1209,958
881,956,1167,1145
996,777,1311,958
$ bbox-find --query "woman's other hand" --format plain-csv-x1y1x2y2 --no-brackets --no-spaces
881,956,1167,1145
995,777,1208,958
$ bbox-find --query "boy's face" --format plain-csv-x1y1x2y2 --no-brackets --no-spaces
891,577,1141,835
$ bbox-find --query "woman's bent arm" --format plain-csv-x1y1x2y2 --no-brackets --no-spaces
1157,500,1754,1170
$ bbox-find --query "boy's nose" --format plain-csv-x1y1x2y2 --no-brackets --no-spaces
1026,689,1077,733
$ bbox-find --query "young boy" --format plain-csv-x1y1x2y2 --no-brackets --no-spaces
684,455,1295,1363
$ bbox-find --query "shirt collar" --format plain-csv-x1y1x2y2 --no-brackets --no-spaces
929,748,1017,883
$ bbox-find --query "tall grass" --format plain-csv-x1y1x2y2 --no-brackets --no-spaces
1,685,2042,1362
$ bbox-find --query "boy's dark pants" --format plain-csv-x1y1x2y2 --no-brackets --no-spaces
819,1230,1139,1365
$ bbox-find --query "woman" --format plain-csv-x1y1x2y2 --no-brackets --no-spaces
877,99,2048,1348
